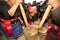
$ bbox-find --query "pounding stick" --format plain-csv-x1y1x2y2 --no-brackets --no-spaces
19,4,29,29
38,5,52,29
20,4,38,36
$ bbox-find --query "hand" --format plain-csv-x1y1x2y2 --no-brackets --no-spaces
48,0,55,5
16,0,22,3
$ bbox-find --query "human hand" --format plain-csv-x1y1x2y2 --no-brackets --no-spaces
48,0,55,5
16,0,22,3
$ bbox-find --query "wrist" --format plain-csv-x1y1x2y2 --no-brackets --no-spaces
48,4,52,7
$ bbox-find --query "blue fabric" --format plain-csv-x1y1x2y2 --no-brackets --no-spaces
12,21,23,37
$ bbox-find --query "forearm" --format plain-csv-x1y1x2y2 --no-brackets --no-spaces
8,2,20,16
18,17,23,24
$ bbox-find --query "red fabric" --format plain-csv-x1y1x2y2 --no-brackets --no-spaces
0,18,13,36
47,22,60,34
46,22,60,40
0,17,18,36
2,20,13,35
57,32,60,40
46,22,53,34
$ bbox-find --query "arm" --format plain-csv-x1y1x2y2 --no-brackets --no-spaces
8,0,22,16
18,17,23,24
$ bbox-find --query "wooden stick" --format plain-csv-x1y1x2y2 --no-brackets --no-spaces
20,4,38,36
38,5,52,29
19,4,29,29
